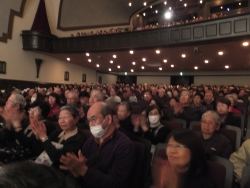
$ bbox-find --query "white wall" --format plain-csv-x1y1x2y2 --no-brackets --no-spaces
194,76,250,86
0,0,96,84
96,73,117,84
137,76,171,85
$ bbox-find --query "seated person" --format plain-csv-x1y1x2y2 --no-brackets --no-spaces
60,102,135,188
47,93,61,122
191,93,207,114
216,97,241,128
225,94,242,114
198,110,232,159
155,88,170,108
105,86,121,104
203,91,216,110
31,105,85,169
230,139,250,183
169,90,201,127
145,129,215,188
0,161,76,188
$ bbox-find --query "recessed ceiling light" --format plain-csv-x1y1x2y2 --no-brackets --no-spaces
110,60,113,64
67,58,70,61
113,55,116,58
96,64,99,67
194,66,198,70
171,64,174,67
142,58,146,61
182,54,186,58
132,62,136,65
88,59,91,62
225,65,229,69
204,60,209,63
130,50,134,54
169,7,172,10
220,6,223,9
144,2,147,6
109,68,111,71
156,50,160,54
163,59,167,63
131,69,134,72
239,2,241,5
155,10,158,14
164,1,167,5
141,66,145,69
165,11,172,19
128,2,132,6
218,51,223,55
243,42,249,46
136,14,139,17
184,3,187,7
86,53,89,56
143,13,146,16
200,0,202,4
117,65,120,68
159,67,162,70
150,5,152,8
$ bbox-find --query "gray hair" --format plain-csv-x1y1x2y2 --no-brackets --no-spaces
158,88,165,93
13,94,26,110
225,94,236,103
90,89,103,101
118,102,131,112
68,90,79,99
201,110,221,126
60,105,79,118
181,89,193,98
100,102,113,117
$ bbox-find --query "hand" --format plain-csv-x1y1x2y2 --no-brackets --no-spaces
140,114,149,132
31,120,47,140
60,150,88,177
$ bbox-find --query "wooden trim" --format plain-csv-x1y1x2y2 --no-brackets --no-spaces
0,0,26,43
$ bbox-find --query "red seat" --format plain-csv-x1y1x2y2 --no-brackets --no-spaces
161,120,184,131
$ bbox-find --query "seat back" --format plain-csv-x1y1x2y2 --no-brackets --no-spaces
161,120,184,131
246,129,250,139
168,118,187,128
233,113,245,137
209,155,234,188
207,160,226,188
129,141,145,188
189,121,201,131
223,125,241,151
241,165,250,188
78,128,93,140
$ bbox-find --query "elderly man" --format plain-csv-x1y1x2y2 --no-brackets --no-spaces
88,89,103,106
170,90,201,126
198,110,232,159
203,91,216,110
66,90,79,105
60,102,135,188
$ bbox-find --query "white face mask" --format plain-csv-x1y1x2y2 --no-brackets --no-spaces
149,115,160,127
31,97,36,103
90,116,109,138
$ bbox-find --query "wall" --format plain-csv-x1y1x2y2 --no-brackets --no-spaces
0,0,96,84
194,76,250,86
137,76,171,85
96,72,117,84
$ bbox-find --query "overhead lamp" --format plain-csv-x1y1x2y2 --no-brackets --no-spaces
243,42,249,46
96,64,99,67
163,59,167,63
156,50,160,54
171,64,174,67
130,50,134,54
182,54,186,58
136,14,139,17
218,51,223,55
220,6,223,9
165,11,172,19
125,72,127,75
204,60,209,63
180,72,183,76
194,66,198,70
132,62,136,65
86,53,89,56
67,58,70,61
184,3,187,7
88,59,91,62
142,58,146,61
143,13,146,16
128,2,132,6
150,5,152,8
164,1,167,5
110,60,113,64
159,67,162,70
141,66,145,69
200,0,202,4
225,65,229,69
169,7,172,10
109,68,111,71
113,55,116,58
144,2,147,6
117,65,120,68
131,69,134,72
239,2,241,5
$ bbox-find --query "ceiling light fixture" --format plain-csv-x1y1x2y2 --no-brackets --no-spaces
113,55,116,58
194,66,198,69
171,64,174,67
130,50,134,54
88,59,91,62
164,1,167,5
110,60,113,64
128,2,132,6
86,53,89,56
150,5,152,8
200,0,202,4
218,51,223,55
144,2,147,6
96,64,99,67
117,65,120,68
243,42,249,46
132,62,136,65
143,13,146,16
155,10,158,14
156,50,160,54
239,2,241,5
184,3,187,7
165,11,172,19
225,65,229,69
142,58,146,61
204,60,209,63
67,58,70,61
163,59,167,63
141,66,145,69
182,54,186,58
159,67,162,70
169,7,172,10
109,68,111,71
220,6,223,9
131,69,134,72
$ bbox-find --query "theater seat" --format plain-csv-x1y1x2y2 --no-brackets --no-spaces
161,120,184,131
78,128,93,140
241,165,250,188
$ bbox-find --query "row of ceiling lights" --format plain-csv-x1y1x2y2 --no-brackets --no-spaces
66,41,249,72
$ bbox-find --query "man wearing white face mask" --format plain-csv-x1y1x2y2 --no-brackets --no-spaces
140,105,171,146
60,102,135,188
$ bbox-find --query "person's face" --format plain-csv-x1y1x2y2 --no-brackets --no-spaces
89,91,101,105
117,105,130,120
49,96,56,106
216,102,229,115
144,92,152,102
173,90,179,97
29,106,42,121
110,88,116,96
193,95,202,106
148,108,160,117
166,137,191,171
5,95,17,111
170,99,177,107
201,114,219,136
204,92,213,103
239,90,245,97
80,97,89,105
86,88,91,93
158,90,165,98
180,91,191,105
149,100,156,106
58,110,78,133
67,93,78,105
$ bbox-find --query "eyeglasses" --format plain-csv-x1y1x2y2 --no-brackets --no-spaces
86,115,107,125
166,143,186,149
201,120,215,125
29,108,41,113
